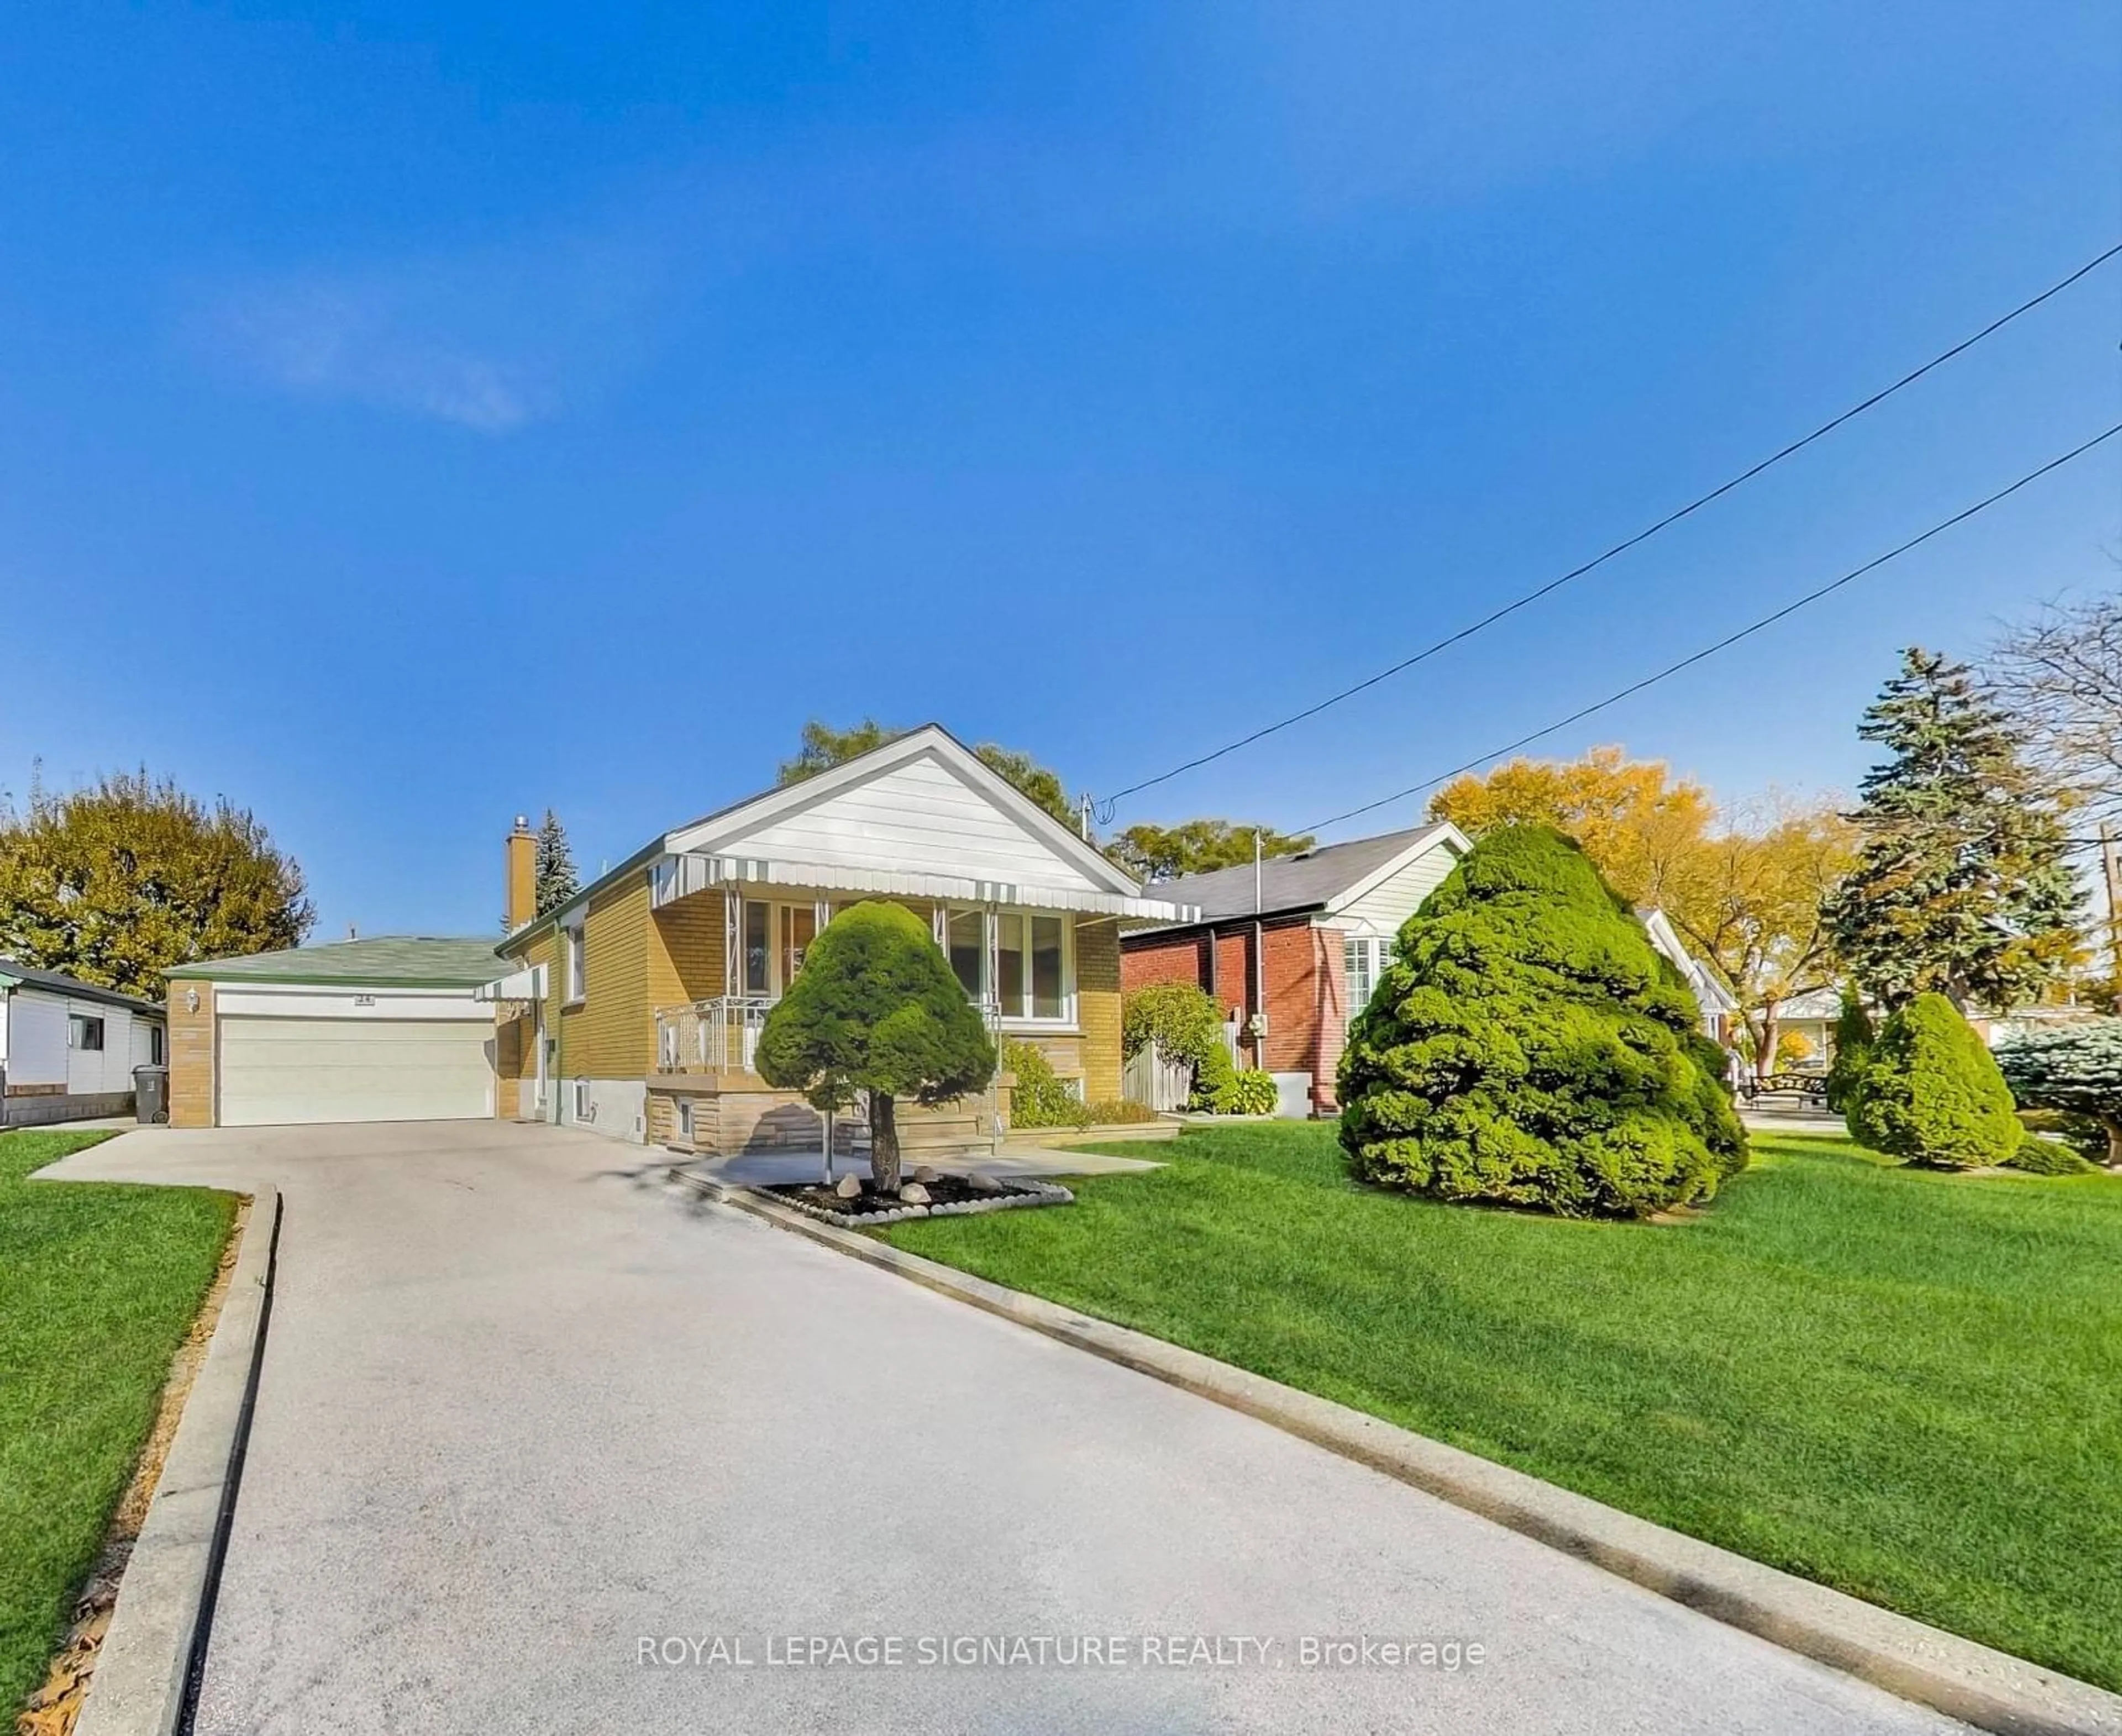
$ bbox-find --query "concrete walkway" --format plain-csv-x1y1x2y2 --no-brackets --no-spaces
41,1122,1970,1735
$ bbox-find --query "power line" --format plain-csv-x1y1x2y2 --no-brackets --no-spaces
1096,240,2122,820
1291,422,2122,837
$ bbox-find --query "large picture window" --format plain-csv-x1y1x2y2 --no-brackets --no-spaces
742,899,828,998
949,907,1073,1023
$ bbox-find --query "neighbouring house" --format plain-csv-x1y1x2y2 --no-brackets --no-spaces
488,725,1190,1159
164,937,505,1128
1638,908,1741,1039
1119,823,1471,1117
1119,825,1738,1116
1766,985,2102,1071
0,959,166,1127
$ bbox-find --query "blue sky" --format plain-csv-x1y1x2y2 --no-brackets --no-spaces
2,1,2118,938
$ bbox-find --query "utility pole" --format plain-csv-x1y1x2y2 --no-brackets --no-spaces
1079,795,1092,841
2102,822,2122,981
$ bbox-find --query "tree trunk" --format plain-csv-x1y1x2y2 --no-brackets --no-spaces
869,1091,902,1194
2104,1113,2122,1171
1756,1009,1780,1081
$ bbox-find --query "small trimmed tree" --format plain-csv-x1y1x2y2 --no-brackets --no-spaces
1823,989,1874,1114
1846,992,2018,1169
1995,1020,2122,1168
1337,825,1745,1218
754,901,996,1192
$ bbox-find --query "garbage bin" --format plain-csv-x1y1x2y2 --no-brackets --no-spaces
133,1065,170,1125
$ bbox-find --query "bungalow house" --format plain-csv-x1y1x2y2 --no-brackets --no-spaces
1120,823,1471,1117
1120,823,1734,1116
0,959,165,1127
487,726,1190,1158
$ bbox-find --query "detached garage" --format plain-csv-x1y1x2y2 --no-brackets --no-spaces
166,937,505,1129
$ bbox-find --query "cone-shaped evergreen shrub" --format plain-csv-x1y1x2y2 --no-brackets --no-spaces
1846,992,2018,1169
1824,988,1874,1114
1337,825,1746,1218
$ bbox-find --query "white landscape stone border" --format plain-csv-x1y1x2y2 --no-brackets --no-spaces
673,1167,2122,1736
74,1188,281,1736
757,1175,1073,1229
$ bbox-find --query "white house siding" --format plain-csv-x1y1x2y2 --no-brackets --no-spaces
130,1016,160,1071
8,991,71,1086
67,999,146,1096
1333,844,1459,939
715,752,1107,895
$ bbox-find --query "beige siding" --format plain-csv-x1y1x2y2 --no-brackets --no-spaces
560,875,653,1077
493,930,556,1118
648,892,726,1009
1335,840,1462,938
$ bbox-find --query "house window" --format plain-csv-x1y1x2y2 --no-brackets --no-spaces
572,1080,591,1121
69,1014,106,1052
743,899,771,996
677,1097,695,1143
565,925,586,1003
150,1024,165,1065
1343,936,1395,1029
740,899,830,998
947,909,984,1001
957,908,1074,1023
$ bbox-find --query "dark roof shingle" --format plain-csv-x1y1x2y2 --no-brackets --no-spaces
1137,824,1457,925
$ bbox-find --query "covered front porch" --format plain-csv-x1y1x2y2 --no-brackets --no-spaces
642,849,1189,1160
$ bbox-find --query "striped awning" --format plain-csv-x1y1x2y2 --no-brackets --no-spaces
649,853,1196,924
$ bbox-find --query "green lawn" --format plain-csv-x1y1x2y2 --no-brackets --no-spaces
881,1123,2122,1690
0,1129,236,1715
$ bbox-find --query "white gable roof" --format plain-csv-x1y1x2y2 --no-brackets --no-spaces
659,726,1188,918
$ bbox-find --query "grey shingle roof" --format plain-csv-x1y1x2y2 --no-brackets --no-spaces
166,936,502,986
0,959,165,1015
1136,824,1457,925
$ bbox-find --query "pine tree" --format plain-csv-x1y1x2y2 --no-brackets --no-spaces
533,809,579,916
1824,648,2081,1012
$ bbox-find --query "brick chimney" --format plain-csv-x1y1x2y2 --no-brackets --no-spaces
505,815,535,932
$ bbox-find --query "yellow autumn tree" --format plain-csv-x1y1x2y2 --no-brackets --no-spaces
1430,750,1857,1078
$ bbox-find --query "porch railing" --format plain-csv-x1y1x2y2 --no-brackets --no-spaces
654,997,775,1072
656,991,1010,1076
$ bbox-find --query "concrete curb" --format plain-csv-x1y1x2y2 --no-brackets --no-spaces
675,1168,2121,1736
75,1188,281,1736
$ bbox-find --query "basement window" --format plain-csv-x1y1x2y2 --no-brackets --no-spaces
69,1014,105,1052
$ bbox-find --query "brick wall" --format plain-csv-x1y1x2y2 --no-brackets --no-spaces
1121,917,1347,1108
167,981,215,1128
1075,916,1122,1102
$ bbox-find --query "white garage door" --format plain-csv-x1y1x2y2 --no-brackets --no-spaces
218,1017,493,1127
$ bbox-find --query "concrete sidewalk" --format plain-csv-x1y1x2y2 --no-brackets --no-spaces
41,1121,1971,1735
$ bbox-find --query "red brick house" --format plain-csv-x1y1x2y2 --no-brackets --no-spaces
1119,823,1470,1117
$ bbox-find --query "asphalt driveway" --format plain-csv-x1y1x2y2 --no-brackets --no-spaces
42,1122,1970,1735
